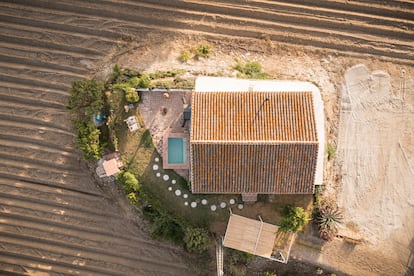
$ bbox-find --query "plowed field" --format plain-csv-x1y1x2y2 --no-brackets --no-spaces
0,0,413,275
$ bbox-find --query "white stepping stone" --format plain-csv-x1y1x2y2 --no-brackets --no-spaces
201,199,208,205
172,180,176,184
175,190,182,196
168,186,172,191
210,205,217,211
238,204,244,210
183,194,188,199
220,202,226,209
155,157,159,162
163,174,169,181
184,201,189,206
191,202,197,208
229,199,235,205
152,164,159,170
156,172,161,177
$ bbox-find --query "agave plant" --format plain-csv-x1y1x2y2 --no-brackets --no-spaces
317,204,343,241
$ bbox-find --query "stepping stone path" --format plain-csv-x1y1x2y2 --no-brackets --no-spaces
153,156,245,213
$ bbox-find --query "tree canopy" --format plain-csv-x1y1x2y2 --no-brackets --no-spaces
279,205,309,233
68,79,104,119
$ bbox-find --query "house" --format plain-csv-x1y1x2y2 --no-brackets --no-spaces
190,77,324,197
96,152,123,178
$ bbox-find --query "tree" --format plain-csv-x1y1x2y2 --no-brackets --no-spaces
279,205,309,233
183,227,211,253
75,121,104,160
68,79,104,119
125,87,139,103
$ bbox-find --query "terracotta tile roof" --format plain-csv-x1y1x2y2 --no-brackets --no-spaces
190,91,318,194
191,92,317,142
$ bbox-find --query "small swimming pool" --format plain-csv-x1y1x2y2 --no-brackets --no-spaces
168,138,186,164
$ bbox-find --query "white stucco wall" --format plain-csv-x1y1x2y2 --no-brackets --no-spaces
195,77,324,186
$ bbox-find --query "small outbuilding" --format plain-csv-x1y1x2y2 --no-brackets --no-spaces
96,152,123,178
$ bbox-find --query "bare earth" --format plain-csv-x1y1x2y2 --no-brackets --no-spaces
0,0,413,275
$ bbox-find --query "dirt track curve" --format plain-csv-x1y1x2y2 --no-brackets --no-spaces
0,0,413,275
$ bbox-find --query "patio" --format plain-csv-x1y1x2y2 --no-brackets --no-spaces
138,90,191,179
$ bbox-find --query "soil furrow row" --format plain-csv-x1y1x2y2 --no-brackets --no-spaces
0,221,187,268
0,65,80,87
0,162,92,190
0,121,72,146
0,191,119,219
0,200,127,238
0,33,102,58
0,177,102,201
0,93,65,110
0,151,80,172
0,73,70,92
124,0,414,40
0,49,89,75
0,186,119,222
0,94,69,115
0,5,128,40
0,239,136,276
0,249,119,276
0,172,102,198
0,85,68,107
41,0,414,45
21,0,413,62
0,134,73,154
0,59,84,83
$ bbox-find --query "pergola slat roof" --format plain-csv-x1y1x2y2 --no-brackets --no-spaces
223,214,278,259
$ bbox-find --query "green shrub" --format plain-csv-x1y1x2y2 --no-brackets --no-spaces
151,213,185,243
183,227,211,253
125,87,139,103
264,272,277,276
117,171,139,194
127,192,138,205
327,143,335,161
75,120,104,161
279,205,309,233
138,74,151,88
233,60,268,79
180,50,191,63
195,44,212,59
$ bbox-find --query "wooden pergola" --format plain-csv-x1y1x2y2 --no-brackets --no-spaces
223,213,295,263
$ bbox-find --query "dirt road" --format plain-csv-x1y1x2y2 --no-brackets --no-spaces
0,0,412,275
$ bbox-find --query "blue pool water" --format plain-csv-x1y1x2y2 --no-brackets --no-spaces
168,138,186,164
